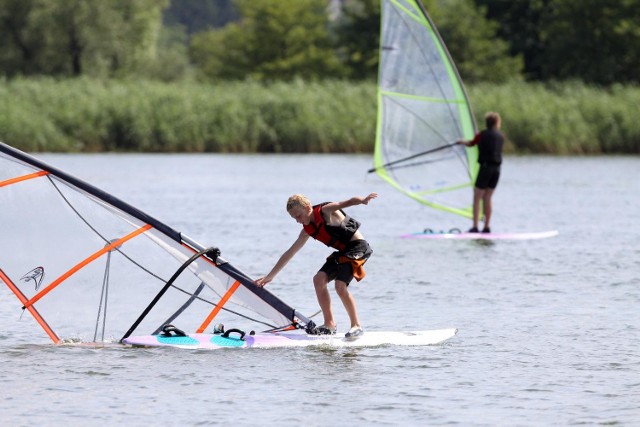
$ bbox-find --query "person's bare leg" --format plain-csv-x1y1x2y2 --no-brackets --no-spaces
313,272,336,328
482,189,494,230
472,188,485,230
335,280,360,329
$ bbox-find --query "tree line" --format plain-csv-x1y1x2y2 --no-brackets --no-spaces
1,0,639,86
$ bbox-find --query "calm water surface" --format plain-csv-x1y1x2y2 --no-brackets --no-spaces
1,154,638,426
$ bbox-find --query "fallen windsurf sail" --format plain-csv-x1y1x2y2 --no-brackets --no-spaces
370,0,478,218
0,142,314,344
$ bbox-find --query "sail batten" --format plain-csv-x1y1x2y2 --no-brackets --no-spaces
0,141,311,343
381,89,467,104
374,0,478,218
0,171,49,187
22,224,154,309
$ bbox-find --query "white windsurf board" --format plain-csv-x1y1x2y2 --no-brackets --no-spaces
402,230,559,240
122,328,458,350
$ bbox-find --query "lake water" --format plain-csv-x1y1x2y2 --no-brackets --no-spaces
1,154,639,426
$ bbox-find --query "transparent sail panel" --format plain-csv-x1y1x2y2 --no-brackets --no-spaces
374,0,477,217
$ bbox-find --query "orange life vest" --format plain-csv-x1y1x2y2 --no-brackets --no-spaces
303,203,360,251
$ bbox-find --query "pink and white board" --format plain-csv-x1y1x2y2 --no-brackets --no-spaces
122,328,458,350
402,230,559,240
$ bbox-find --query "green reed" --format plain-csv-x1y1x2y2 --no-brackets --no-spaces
468,81,640,154
0,77,638,154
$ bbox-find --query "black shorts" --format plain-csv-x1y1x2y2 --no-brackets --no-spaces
319,240,372,286
475,163,501,189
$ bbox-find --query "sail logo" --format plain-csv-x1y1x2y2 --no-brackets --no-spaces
21,266,45,291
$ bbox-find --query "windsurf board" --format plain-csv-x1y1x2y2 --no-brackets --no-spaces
122,328,458,350
402,230,559,240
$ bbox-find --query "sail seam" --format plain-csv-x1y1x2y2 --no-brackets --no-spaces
381,89,466,104
23,224,153,309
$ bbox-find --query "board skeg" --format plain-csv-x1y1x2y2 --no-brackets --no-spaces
122,328,458,350
402,230,559,240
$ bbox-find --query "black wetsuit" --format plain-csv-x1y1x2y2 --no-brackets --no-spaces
470,128,504,189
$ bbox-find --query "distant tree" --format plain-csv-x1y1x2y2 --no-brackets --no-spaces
190,0,345,81
426,0,523,83
0,0,168,78
163,0,238,34
189,20,251,80
475,0,640,85
537,0,640,85
0,0,46,76
334,0,380,80
145,25,192,81
475,0,550,81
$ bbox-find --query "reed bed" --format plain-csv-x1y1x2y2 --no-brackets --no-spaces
469,81,640,154
0,78,638,154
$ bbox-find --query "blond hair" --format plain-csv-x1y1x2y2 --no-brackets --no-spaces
286,194,311,212
485,112,501,129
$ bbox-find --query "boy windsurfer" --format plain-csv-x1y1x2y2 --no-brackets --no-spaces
256,193,377,339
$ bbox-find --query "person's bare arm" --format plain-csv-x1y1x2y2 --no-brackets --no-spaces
255,230,310,287
321,193,378,214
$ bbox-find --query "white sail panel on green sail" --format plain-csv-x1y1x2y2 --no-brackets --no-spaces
374,0,478,218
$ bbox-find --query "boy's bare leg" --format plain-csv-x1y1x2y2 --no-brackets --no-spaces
313,272,336,328
335,280,360,329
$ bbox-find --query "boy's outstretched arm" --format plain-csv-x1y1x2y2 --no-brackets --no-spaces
255,230,309,287
323,192,378,213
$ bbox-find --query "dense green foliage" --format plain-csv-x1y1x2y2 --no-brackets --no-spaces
426,0,523,83
163,0,237,34
3,0,640,85
478,0,640,85
538,0,640,85
0,0,168,78
333,0,380,80
1,79,638,154
190,0,345,81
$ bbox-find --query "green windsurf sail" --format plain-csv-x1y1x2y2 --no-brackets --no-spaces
370,0,478,218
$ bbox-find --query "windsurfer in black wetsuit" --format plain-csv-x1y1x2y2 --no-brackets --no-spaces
256,193,377,339
457,112,505,233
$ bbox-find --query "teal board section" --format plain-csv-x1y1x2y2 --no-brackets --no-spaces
156,335,199,346
210,335,245,347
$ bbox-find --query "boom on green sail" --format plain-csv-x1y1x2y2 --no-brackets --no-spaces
371,0,478,218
